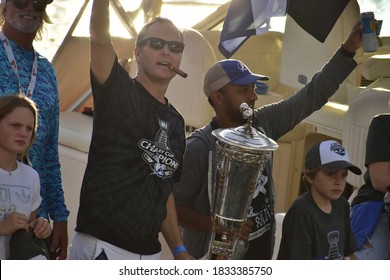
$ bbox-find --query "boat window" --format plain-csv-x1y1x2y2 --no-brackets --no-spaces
36,0,231,59
70,0,231,37
35,0,390,61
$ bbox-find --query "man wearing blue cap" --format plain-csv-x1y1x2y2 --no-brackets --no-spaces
173,22,364,259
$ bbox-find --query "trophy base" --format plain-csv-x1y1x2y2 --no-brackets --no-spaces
208,240,233,260
207,216,244,260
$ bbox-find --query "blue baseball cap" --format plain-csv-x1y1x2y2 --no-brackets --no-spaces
203,59,269,97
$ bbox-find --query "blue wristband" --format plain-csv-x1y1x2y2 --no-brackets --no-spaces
173,245,187,257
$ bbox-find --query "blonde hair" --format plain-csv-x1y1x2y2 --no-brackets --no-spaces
0,94,38,161
0,1,52,41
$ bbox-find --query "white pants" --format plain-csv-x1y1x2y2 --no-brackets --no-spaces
69,232,161,260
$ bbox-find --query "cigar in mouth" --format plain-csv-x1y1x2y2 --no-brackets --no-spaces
159,62,188,78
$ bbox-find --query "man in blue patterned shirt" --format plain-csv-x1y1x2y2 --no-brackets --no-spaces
0,0,69,259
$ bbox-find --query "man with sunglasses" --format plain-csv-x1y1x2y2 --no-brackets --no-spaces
69,0,192,260
173,22,364,260
0,0,69,260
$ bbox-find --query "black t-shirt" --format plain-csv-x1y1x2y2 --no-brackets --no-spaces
76,60,186,255
352,114,390,206
278,192,356,259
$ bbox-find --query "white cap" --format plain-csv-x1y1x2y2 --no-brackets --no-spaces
305,140,362,175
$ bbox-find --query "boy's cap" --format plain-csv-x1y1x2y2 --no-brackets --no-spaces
203,59,269,97
305,140,362,175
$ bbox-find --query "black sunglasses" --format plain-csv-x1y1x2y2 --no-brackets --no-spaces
141,37,185,53
10,0,53,12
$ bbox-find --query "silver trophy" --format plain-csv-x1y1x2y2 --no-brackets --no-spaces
207,103,278,260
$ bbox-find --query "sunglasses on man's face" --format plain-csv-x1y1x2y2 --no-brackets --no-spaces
141,37,185,53
10,0,52,12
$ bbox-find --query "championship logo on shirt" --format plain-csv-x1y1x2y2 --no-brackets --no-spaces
326,230,342,260
138,119,179,179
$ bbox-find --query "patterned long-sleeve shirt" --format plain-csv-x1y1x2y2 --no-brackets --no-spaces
0,37,69,222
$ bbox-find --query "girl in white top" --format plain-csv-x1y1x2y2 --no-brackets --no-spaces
0,94,51,259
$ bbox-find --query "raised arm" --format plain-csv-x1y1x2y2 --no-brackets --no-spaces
342,21,363,54
90,0,117,84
